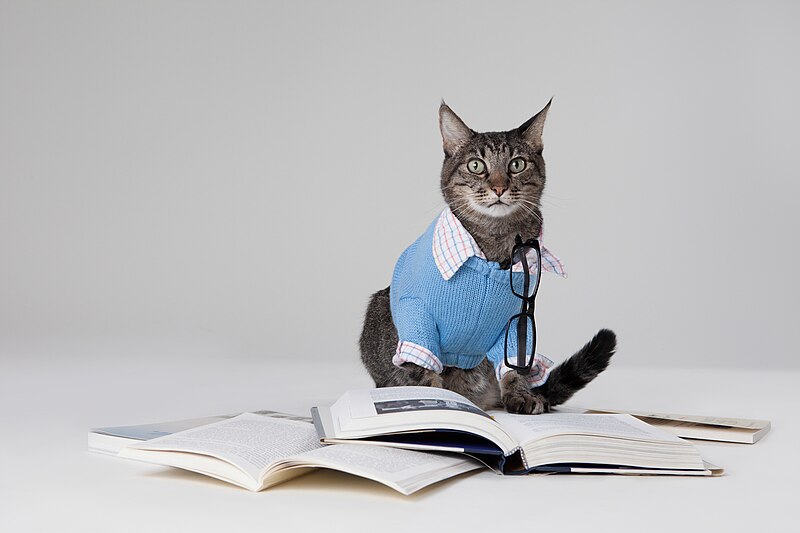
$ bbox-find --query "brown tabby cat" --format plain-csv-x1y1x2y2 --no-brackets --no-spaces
359,100,616,414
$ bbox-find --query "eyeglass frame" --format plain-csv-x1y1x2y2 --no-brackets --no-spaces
503,235,542,376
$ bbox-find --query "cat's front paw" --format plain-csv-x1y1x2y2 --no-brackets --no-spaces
500,372,549,414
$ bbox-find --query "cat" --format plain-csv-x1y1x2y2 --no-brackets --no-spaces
359,100,616,414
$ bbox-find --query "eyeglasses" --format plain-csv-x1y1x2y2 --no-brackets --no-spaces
503,235,542,376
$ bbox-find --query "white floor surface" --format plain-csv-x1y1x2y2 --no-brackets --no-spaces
1,355,794,532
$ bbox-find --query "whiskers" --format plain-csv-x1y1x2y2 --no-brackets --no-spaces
447,198,475,220
513,197,543,224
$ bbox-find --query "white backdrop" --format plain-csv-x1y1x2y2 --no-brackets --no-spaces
1,0,798,369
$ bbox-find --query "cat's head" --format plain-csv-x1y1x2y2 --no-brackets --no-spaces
438,101,550,230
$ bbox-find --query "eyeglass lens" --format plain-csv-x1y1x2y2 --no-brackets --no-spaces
507,314,536,368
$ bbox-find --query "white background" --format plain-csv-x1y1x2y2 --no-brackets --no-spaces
2,0,798,369
1,3,798,531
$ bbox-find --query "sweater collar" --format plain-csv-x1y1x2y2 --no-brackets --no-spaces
431,207,567,281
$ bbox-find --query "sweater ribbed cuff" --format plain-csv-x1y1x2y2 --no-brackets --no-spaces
392,341,443,374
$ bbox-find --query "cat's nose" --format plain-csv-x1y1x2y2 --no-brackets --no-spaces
492,186,507,197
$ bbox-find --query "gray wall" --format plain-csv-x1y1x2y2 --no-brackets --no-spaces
1,1,798,368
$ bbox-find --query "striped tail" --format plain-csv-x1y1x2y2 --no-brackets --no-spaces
537,329,617,407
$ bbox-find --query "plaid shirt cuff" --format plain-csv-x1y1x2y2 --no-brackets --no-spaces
495,353,554,387
392,341,444,374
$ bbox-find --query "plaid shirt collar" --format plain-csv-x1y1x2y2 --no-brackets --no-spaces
432,207,567,281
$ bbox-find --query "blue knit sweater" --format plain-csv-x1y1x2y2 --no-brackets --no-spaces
389,210,561,380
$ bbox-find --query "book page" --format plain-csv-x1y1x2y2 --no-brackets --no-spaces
126,413,322,480
585,409,770,429
291,443,481,493
340,387,490,420
492,412,685,445
93,415,230,440
94,410,310,441
301,443,471,475
322,387,518,455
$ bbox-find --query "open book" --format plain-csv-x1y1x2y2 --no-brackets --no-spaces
116,412,481,495
581,408,771,444
88,410,309,455
312,387,723,476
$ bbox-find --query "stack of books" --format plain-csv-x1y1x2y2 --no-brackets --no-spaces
89,387,769,495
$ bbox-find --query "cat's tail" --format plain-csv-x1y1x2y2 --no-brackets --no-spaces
537,329,617,407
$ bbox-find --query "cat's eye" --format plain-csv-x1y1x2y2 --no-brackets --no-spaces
467,159,486,174
509,158,527,174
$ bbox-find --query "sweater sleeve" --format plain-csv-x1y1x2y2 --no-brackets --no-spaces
486,319,553,387
391,297,443,373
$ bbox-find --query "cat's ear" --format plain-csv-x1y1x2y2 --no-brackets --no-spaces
517,98,552,152
439,101,474,156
